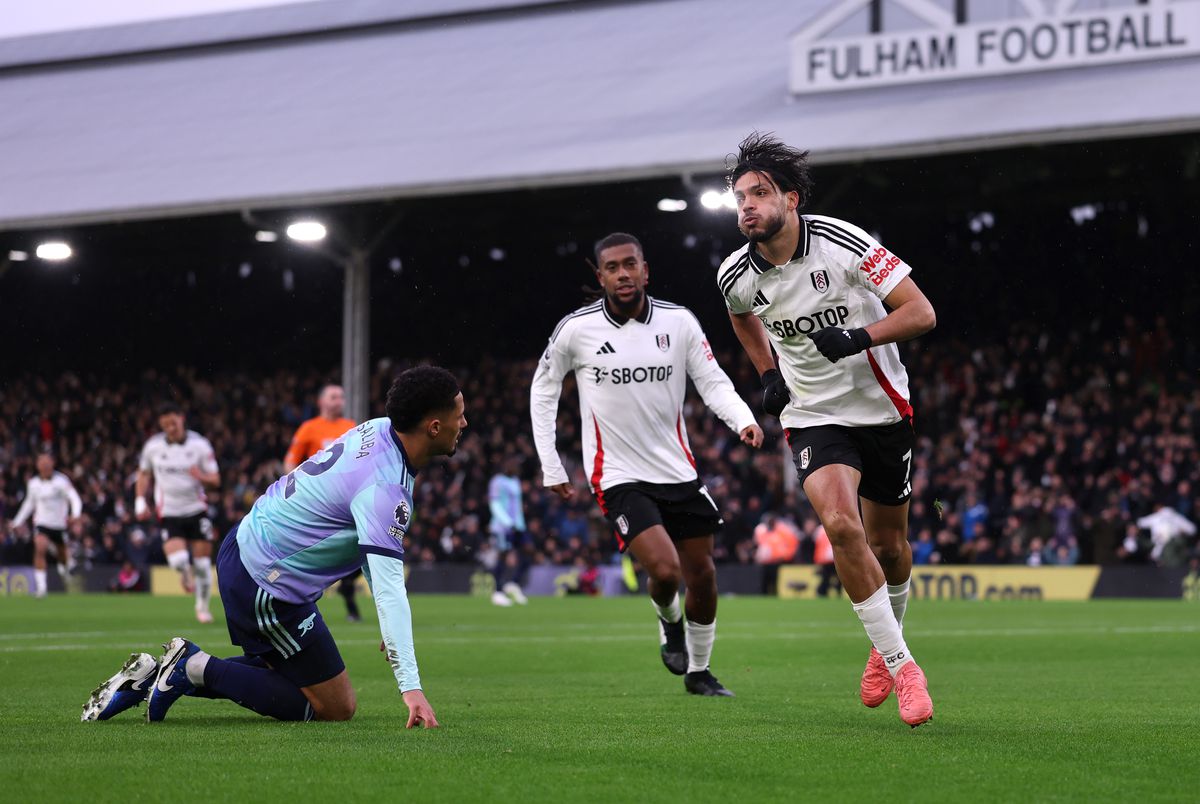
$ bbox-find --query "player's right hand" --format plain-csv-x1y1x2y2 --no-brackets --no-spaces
134,497,150,521
548,482,575,501
760,370,790,417
402,689,440,729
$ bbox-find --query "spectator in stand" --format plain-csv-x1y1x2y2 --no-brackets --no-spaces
813,525,840,598
2,299,1198,575
753,513,800,595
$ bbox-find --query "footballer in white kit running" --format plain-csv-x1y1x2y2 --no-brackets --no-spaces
718,133,937,727
10,453,83,597
531,232,763,697
134,401,221,622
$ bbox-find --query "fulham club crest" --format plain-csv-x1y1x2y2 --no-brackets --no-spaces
655,334,671,352
799,446,812,470
616,515,630,535
810,270,829,293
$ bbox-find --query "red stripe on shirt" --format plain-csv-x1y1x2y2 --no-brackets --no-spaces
675,413,696,469
866,351,914,419
590,415,607,514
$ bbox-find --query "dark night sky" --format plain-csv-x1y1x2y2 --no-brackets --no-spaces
2,132,1197,377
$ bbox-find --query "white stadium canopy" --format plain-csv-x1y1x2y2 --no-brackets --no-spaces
1,0,1198,230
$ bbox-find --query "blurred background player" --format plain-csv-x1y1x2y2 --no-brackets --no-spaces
487,455,529,606
283,383,359,620
134,402,221,623
531,232,763,697
718,132,936,727
10,453,83,597
82,366,461,726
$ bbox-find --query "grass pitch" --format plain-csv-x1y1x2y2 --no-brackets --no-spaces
1,593,1196,802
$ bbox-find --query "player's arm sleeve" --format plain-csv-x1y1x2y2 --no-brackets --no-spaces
283,423,310,468
362,553,422,693
530,327,575,487
352,483,422,692
137,441,153,473
683,315,757,434
64,478,83,519
200,437,219,475
11,482,34,527
718,255,752,314
836,220,912,301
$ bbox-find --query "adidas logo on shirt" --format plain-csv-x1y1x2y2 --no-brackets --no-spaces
596,342,616,355
753,290,770,306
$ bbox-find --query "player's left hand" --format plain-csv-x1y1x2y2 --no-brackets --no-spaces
188,466,203,480
402,689,440,729
808,326,872,363
739,424,764,448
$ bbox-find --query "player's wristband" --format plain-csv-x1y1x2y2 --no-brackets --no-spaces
134,497,148,517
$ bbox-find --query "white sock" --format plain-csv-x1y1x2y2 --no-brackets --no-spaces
852,584,914,677
685,620,716,673
887,579,910,629
167,550,190,573
652,593,682,624
34,569,47,596
185,650,211,686
193,557,213,611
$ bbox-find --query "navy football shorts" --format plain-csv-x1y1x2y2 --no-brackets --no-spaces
216,529,346,688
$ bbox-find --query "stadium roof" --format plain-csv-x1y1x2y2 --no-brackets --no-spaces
1,0,1198,230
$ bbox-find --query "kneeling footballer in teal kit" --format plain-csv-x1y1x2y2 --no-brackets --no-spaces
82,366,466,727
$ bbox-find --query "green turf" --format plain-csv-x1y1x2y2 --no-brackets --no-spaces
1,593,1197,802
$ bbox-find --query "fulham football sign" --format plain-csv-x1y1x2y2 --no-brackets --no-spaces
790,0,1200,94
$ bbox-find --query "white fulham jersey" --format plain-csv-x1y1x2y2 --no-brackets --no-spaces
12,472,82,531
138,430,219,518
719,214,916,430
531,296,756,493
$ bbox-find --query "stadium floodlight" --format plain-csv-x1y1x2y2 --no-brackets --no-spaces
286,221,327,242
657,198,688,212
35,242,72,261
8,250,28,261
255,230,279,242
699,190,737,211
1070,204,1099,226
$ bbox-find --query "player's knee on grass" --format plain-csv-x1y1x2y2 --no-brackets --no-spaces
302,669,357,721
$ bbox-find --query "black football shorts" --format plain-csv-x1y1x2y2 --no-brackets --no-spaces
597,480,723,551
785,416,915,506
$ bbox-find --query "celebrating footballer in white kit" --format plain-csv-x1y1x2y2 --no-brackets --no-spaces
531,232,763,697
718,133,937,727
134,401,221,622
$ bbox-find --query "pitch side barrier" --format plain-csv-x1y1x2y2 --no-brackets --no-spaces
776,565,1196,600
1,564,1194,599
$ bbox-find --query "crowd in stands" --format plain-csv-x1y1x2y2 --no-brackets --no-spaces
2,314,1198,576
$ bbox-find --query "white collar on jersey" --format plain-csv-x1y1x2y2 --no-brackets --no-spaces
747,214,811,274
601,295,654,328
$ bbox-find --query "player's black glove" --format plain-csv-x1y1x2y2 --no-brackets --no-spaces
760,369,790,417
808,327,872,363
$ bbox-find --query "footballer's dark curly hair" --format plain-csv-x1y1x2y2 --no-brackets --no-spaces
386,366,461,432
593,232,643,265
726,131,815,209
